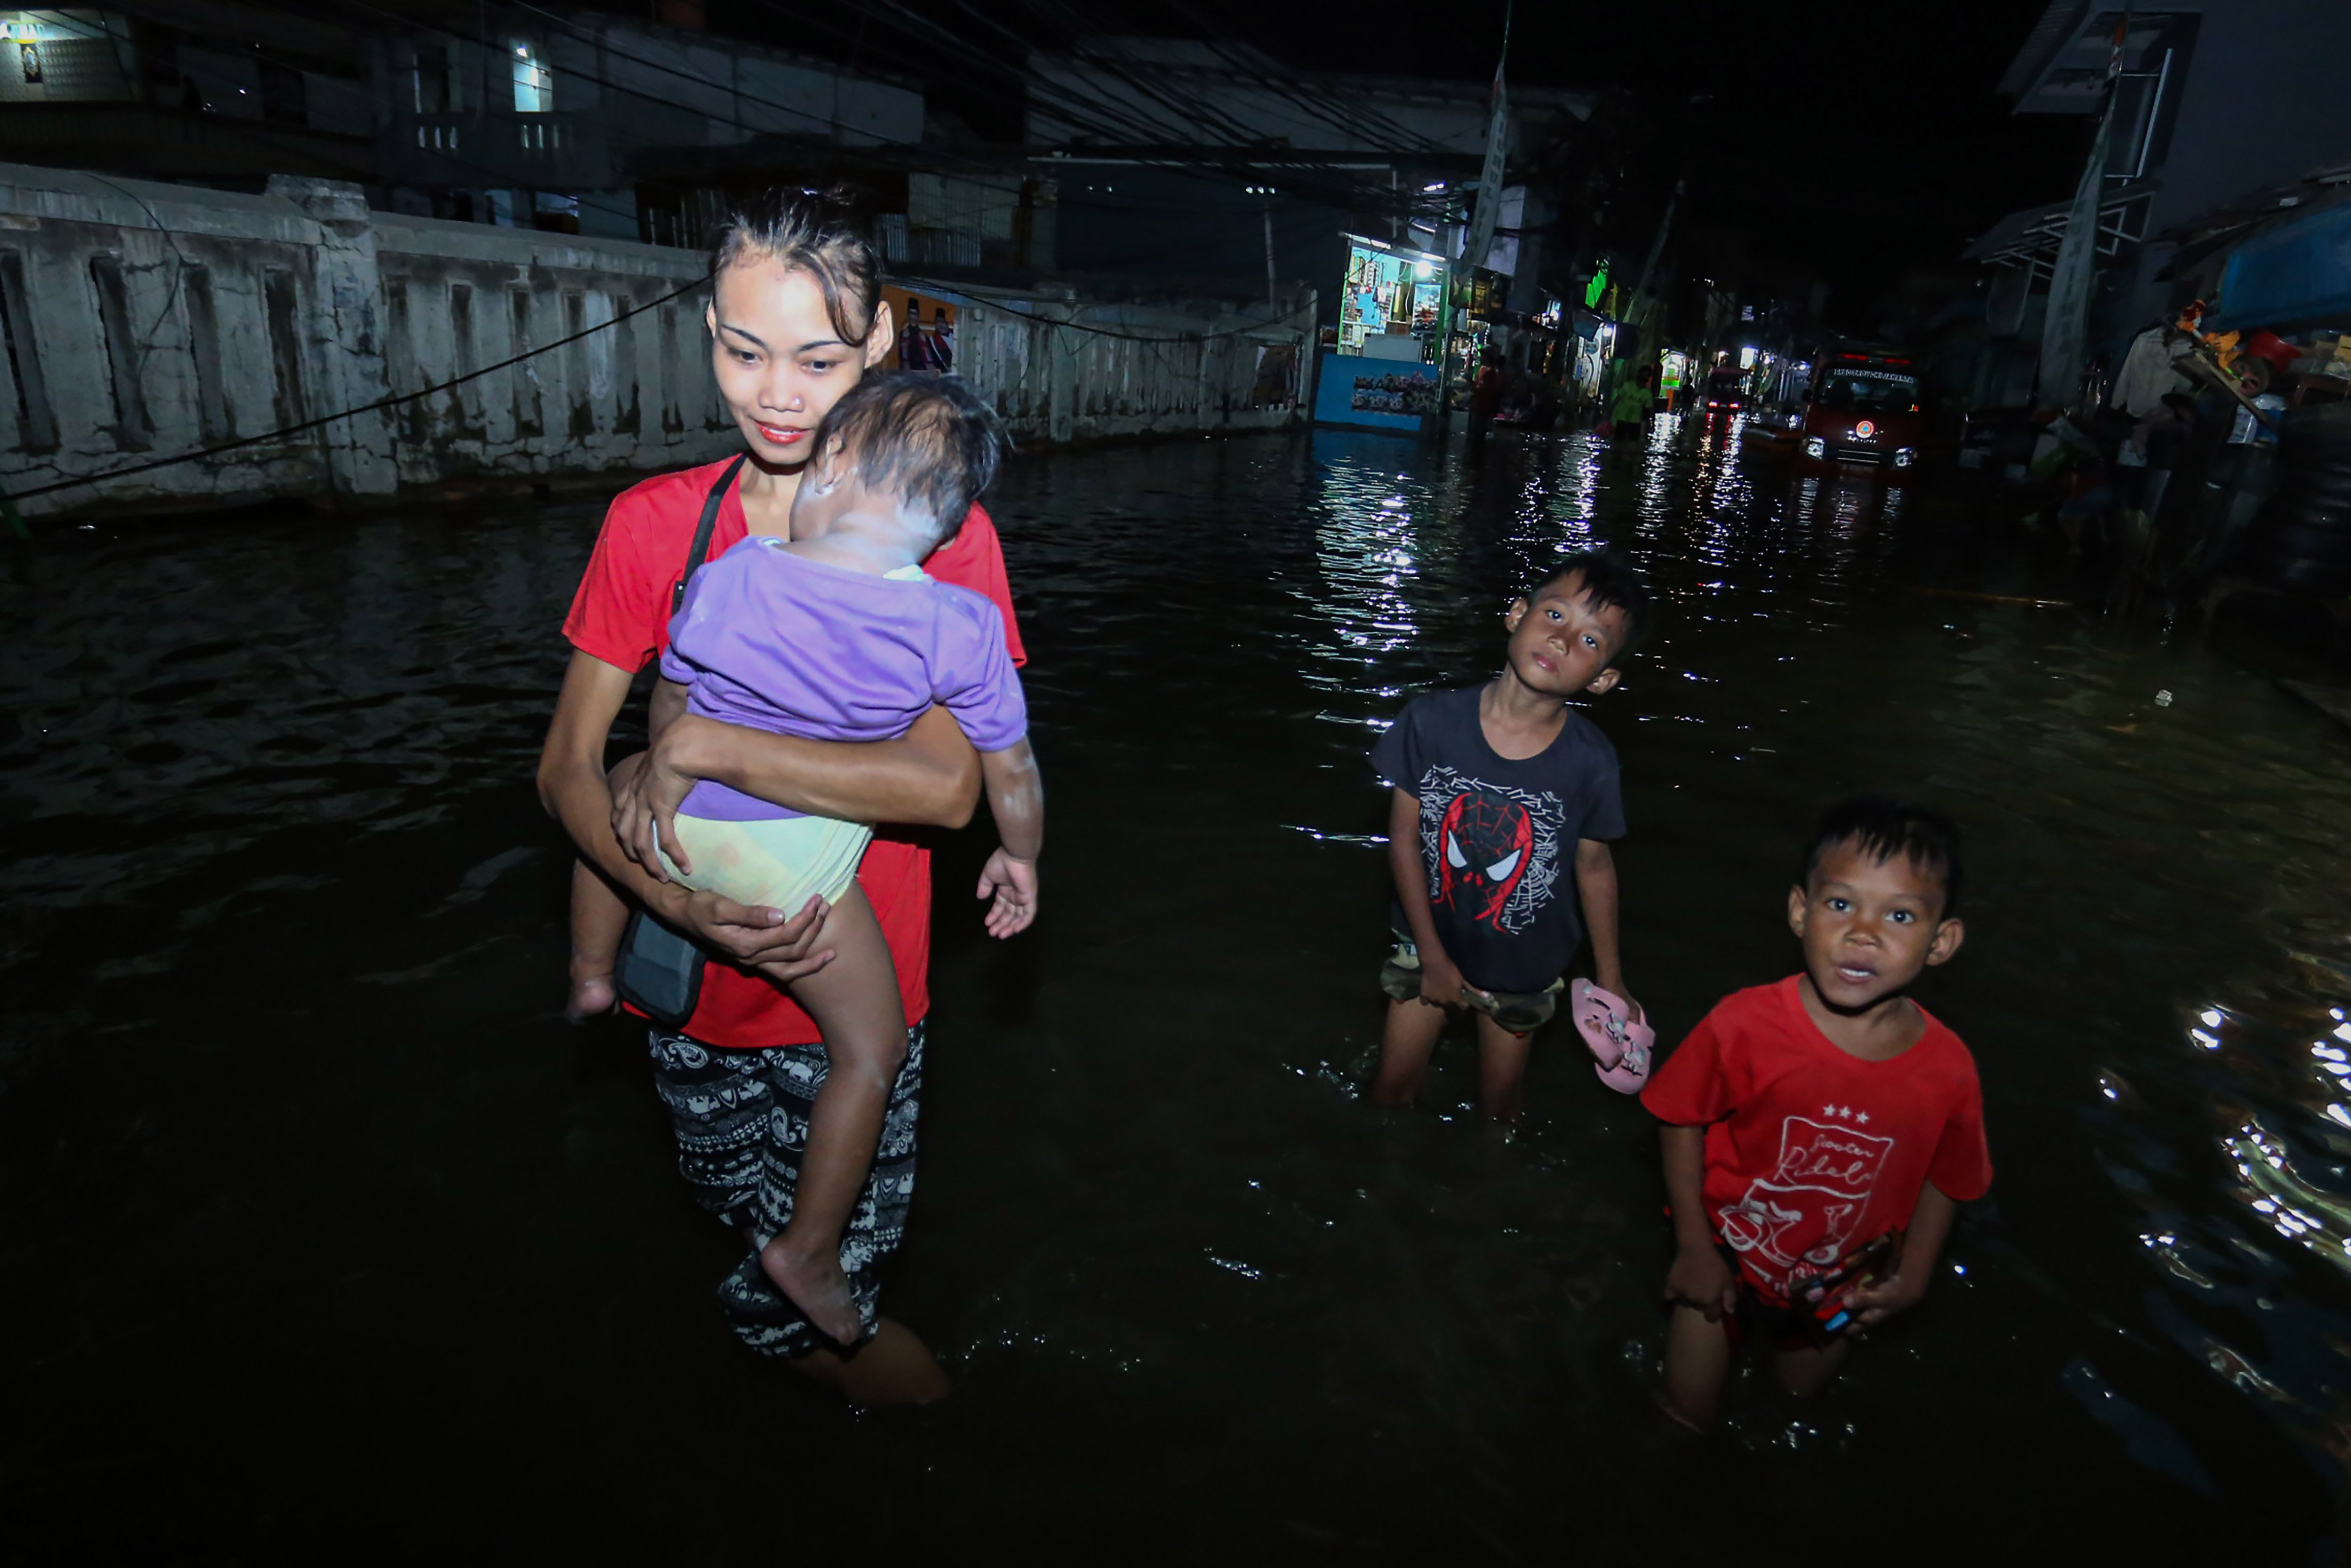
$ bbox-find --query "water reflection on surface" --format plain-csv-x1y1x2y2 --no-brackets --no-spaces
2,421,2350,1555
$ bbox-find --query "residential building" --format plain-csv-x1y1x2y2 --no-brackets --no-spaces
367,6,926,243
1022,38,1595,325
0,3,377,184
1974,0,2351,387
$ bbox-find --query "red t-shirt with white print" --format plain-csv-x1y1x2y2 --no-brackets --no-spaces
1641,976,1992,1305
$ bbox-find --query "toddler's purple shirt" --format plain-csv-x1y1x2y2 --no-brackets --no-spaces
659,535,1027,821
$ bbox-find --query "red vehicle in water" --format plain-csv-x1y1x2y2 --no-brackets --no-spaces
1796,344,1928,479
1701,366,1746,413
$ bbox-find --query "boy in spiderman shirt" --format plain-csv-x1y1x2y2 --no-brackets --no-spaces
1643,798,1992,1428
1370,551,1650,1121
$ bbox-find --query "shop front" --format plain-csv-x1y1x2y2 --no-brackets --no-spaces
1317,232,1448,433
1337,233,1443,360
1568,314,1615,406
1658,349,1691,412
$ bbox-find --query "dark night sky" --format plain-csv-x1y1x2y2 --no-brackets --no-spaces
1201,0,2085,313
713,0,2082,316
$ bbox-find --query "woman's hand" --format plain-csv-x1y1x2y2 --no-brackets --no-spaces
611,746,700,879
662,887,836,980
976,848,1039,938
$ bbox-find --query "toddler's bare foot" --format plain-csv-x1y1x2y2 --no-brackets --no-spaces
760,1233,863,1345
566,971,617,1023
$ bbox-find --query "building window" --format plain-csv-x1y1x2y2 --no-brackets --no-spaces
510,40,550,112
410,42,459,114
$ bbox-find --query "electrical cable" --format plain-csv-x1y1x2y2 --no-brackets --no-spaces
92,0,654,235
3,267,712,502
0,3,1401,510
1012,0,1471,223
82,172,191,373
395,0,1422,248
7,238,1315,510
1149,2,1462,161
894,273,1304,343
742,0,1457,226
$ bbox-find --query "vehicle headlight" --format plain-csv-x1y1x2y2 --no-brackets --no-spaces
1893,447,1916,468
1802,436,1826,458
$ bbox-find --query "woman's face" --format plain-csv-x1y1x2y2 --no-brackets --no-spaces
705,255,895,465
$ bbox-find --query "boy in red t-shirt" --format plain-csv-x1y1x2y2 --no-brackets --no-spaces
1641,797,1992,1427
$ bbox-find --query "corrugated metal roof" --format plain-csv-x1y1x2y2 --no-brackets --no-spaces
1961,188,2155,276
1998,0,2098,99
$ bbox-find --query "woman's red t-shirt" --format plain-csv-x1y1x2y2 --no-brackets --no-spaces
561,457,1027,1049
1640,977,1992,1304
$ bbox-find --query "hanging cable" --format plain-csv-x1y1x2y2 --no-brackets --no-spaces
2,269,712,503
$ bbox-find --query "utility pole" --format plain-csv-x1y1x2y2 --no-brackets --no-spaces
1438,1,1512,433
2041,13,2128,411
1627,178,1682,339
1263,197,1278,314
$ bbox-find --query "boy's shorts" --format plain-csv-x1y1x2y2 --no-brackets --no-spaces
1716,1240,1883,1353
1378,931,1565,1035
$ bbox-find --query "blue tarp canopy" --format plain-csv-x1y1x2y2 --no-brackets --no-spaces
2216,203,2351,331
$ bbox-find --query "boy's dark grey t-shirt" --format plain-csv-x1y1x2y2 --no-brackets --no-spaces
1371,684,1626,993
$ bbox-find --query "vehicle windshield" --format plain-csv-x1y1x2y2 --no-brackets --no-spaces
1705,370,1742,392
1817,369,1920,411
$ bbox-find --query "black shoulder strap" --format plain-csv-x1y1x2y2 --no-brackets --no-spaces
675,453,751,614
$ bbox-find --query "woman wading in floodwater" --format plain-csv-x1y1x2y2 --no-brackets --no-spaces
536,194,1025,1404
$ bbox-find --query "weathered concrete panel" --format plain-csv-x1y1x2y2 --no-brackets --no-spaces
0,161,1312,521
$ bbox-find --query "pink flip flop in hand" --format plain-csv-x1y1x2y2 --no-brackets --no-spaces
1573,979,1654,1095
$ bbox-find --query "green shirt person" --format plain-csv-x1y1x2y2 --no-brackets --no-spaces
1610,374,1657,426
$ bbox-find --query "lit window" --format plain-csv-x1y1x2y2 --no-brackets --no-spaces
511,40,551,113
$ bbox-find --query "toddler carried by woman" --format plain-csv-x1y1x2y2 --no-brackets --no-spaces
571,371,1040,1345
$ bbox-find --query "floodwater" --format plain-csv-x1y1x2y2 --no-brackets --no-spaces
5,417,2351,1559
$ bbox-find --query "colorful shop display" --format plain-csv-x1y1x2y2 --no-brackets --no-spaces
1339,234,1443,360
1319,232,1448,432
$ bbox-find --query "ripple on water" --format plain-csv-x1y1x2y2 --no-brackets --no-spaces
3,426,2349,1553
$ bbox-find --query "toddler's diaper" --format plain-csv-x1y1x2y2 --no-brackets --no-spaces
658,812,872,914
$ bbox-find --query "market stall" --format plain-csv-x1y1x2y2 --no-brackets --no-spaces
1337,234,1443,360
1316,232,1448,433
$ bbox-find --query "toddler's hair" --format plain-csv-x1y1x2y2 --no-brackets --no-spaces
1524,549,1653,661
1800,796,1964,916
814,370,1005,544
708,188,878,350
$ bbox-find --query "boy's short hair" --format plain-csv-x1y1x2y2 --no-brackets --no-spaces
1524,550,1653,662
815,369,1005,544
1800,796,1964,916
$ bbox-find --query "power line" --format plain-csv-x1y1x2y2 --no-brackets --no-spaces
4,267,711,502
4,250,1314,511
895,273,1304,344
93,0,655,235
740,0,1459,227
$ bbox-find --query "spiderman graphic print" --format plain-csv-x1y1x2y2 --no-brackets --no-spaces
1432,778,1546,933
1372,685,1626,995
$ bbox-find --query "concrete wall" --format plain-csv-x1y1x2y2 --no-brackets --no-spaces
944,287,1315,448
0,162,1312,520
0,162,733,517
